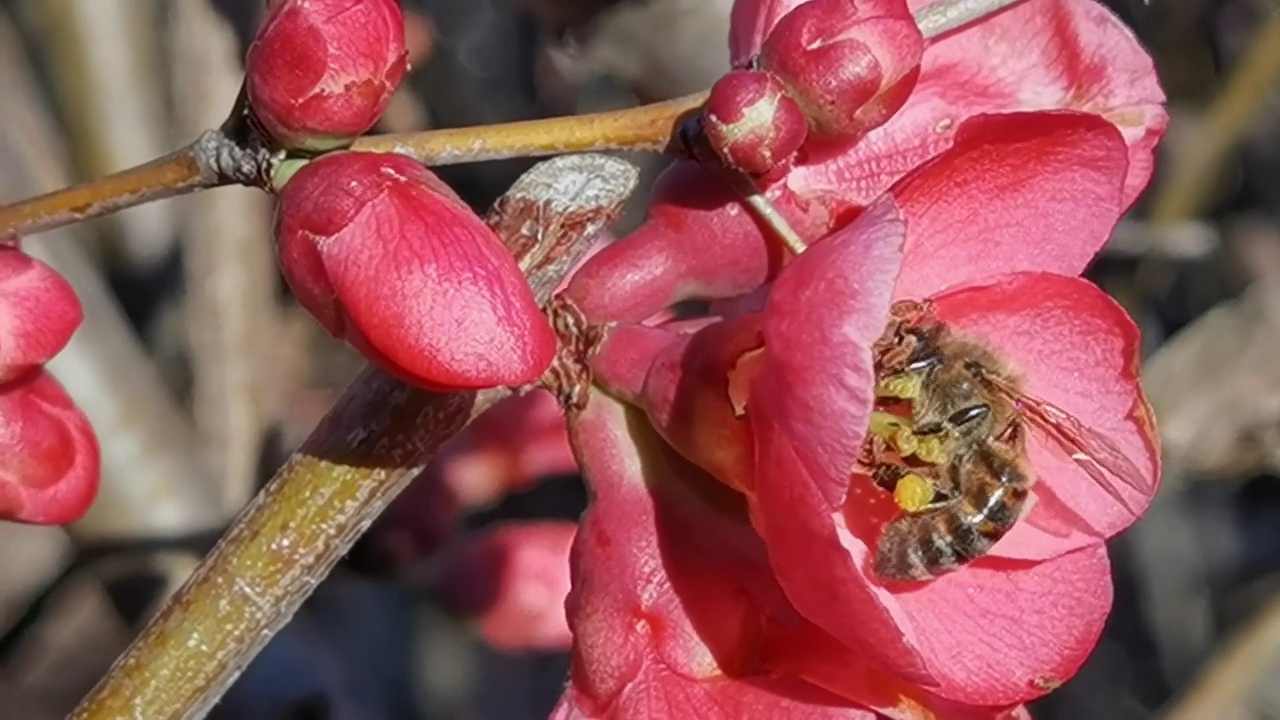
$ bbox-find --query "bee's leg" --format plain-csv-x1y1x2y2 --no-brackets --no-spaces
874,464,950,513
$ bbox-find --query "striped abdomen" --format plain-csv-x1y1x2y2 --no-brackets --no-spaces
873,449,1031,582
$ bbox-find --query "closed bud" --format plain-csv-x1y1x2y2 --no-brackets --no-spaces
273,151,556,391
0,371,100,525
246,0,408,150
759,0,923,139
0,247,82,384
704,70,808,177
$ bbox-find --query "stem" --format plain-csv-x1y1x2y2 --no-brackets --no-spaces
0,128,268,239
70,377,499,720
352,92,707,164
68,154,638,720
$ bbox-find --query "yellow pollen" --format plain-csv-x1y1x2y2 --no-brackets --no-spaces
893,473,936,511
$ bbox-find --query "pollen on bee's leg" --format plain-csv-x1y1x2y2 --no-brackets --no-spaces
893,473,935,511
876,373,923,400
912,434,948,464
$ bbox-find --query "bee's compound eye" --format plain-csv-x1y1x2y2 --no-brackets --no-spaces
947,404,989,428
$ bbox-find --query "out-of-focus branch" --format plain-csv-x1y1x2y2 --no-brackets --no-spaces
68,154,639,720
19,0,179,269
1149,10,1280,224
1161,593,1280,720
1143,281,1280,481
0,14,223,541
170,0,280,513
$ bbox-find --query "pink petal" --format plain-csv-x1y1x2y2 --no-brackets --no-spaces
792,0,1166,209
0,370,100,525
930,272,1160,560
752,195,906,507
564,390,878,718
889,111,1128,300
564,162,834,324
0,247,82,383
746,197,922,678
876,545,1114,706
728,0,809,67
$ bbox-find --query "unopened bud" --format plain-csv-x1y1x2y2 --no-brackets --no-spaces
246,0,408,150
759,0,923,139
274,151,556,391
0,371,100,525
704,70,809,177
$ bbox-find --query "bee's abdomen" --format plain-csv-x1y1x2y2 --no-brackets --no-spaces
873,485,1029,582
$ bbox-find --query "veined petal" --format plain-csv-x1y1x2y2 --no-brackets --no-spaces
889,112,1127,300
792,0,1166,209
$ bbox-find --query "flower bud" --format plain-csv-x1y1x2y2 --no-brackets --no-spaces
0,371,100,525
274,151,556,391
246,0,408,150
0,247,82,384
704,70,809,177
758,0,923,139
426,521,576,652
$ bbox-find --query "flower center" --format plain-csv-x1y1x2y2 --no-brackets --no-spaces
858,299,1028,512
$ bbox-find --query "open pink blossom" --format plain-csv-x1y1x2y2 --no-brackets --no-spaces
554,386,1032,718
571,110,1160,708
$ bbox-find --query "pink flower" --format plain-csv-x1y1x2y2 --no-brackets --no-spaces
554,0,1167,714
273,151,556,391
246,0,408,150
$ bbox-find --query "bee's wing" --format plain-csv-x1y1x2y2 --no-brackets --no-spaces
988,378,1153,517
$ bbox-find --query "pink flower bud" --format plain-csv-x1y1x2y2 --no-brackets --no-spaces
0,247,82,384
427,521,575,652
758,0,923,139
704,70,808,177
246,0,408,150
274,151,556,391
0,371,100,525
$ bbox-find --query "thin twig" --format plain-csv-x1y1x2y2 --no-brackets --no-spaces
0,130,265,241
0,0,1030,244
68,155,639,720
351,91,706,163
912,0,1026,40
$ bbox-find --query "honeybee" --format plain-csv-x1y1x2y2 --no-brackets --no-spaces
864,300,1149,583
